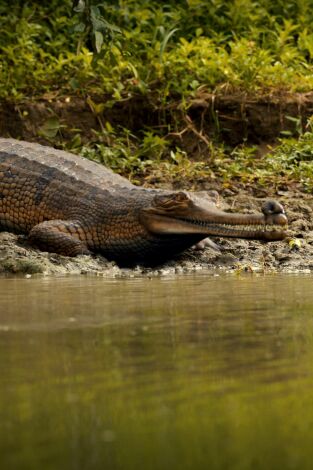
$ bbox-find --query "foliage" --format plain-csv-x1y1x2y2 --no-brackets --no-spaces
266,132,313,191
72,0,122,54
65,125,313,191
1,1,313,191
1,0,313,100
209,131,313,192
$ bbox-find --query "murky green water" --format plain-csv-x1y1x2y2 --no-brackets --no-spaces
1,274,313,470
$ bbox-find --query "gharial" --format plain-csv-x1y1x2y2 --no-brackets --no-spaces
0,138,287,265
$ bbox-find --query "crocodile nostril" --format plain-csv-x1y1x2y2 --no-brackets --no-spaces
262,200,285,216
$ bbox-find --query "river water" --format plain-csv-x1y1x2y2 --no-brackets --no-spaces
1,274,313,470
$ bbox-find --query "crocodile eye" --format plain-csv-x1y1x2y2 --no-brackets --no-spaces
175,192,189,202
153,192,190,209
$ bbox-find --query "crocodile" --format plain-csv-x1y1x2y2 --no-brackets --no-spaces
0,138,287,264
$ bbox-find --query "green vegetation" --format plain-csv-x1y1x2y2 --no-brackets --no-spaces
73,129,313,191
2,0,313,99
1,0,313,190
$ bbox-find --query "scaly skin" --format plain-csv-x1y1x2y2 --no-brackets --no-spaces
0,139,288,264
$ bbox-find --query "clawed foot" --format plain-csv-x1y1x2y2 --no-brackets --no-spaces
192,238,223,252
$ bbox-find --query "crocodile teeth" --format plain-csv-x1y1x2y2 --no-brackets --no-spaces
178,218,286,232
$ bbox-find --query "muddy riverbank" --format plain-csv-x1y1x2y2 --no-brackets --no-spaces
1,190,312,276
3,91,313,147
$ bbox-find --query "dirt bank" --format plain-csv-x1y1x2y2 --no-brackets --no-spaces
2,91,313,148
1,191,312,277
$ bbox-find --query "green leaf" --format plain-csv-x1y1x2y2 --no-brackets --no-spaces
38,117,61,139
69,78,80,90
94,31,103,53
160,28,179,61
73,22,85,33
90,5,100,19
73,0,85,13
90,5,121,35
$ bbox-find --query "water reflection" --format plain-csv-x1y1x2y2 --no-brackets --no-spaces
1,274,313,469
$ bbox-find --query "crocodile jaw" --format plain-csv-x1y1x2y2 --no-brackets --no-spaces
140,213,288,241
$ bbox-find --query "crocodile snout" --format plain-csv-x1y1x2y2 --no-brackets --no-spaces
262,200,288,226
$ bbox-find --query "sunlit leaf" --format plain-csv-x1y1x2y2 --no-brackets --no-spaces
289,238,302,249
94,31,103,53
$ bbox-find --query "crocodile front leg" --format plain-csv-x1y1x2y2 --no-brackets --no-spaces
28,220,91,256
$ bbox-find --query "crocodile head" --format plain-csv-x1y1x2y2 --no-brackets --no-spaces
140,191,287,241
